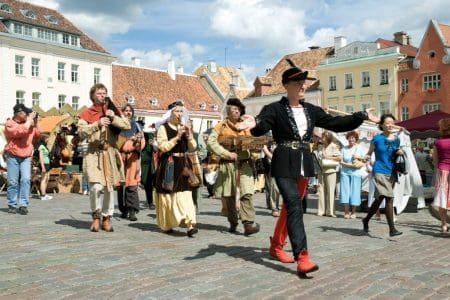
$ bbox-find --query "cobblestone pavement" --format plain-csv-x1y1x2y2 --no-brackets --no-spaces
0,189,449,300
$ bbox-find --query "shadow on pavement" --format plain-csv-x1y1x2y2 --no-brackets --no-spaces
55,218,90,229
319,225,383,239
196,222,236,234
184,243,301,277
413,229,450,238
128,222,188,236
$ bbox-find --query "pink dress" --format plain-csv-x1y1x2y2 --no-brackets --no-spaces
433,137,450,209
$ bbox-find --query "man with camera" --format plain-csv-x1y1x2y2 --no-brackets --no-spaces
4,104,40,215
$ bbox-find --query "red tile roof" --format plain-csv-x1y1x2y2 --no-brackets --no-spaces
376,38,417,57
248,47,334,97
193,64,252,99
0,0,108,53
438,23,450,46
112,64,218,113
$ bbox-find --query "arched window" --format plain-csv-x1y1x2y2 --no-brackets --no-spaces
0,3,12,13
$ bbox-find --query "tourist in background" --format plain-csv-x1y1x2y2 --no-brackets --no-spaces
37,134,53,201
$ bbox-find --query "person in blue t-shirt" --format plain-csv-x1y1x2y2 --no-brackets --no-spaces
362,113,403,237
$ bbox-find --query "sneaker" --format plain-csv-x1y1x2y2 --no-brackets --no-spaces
83,190,88,195
17,206,28,215
41,194,53,201
8,206,16,214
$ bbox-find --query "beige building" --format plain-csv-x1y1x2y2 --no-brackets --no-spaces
318,35,416,117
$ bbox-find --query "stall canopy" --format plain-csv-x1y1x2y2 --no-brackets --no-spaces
396,110,450,139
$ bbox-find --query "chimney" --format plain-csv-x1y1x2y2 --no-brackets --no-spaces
177,66,184,73
208,59,217,73
394,31,409,45
131,57,141,67
231,74,239,87
334,36,347,50
167,59,176,80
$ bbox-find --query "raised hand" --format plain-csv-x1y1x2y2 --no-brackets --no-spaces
236,114,256,131
366,108,380,123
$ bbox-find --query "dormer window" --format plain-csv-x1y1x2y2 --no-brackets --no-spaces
149,97,158,107
212,104,218,111
21,9,36,19
199,102,206,110
0,3,12,13
45,15,58,25
126,95,135,105
427,50,436,59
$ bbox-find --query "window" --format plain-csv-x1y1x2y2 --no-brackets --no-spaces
345,73,353,89
32,92,40,107
13,23,22,34
207,120,213,129
94,68,101,84
62,33,69,44
361,103,371,111
345,105,354,113
72,96,79,110
379,101,390,115
361,71,370,87
22,10,36,19
70,35,77,46
401,106,409,121
329,76,336,91
126,95,135,104
58,95,66,108
37,28,57,41
380,69,389,85
328,105,338,110
15,55,24,75
58,62,65,81
0,4,12,13
423,73,441,91
31,58,40,77
401,78,408,93
45,15,58,24
423,103,440,114
16,91,25,104
150,97,158,107
24,25,32,36
71,65,79,83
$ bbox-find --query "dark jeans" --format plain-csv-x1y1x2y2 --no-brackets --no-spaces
275,177,308,257
143,173,154,207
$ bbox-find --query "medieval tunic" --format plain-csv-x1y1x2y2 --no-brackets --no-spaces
207,119,255,198
77,116,130,189
154,122,197,231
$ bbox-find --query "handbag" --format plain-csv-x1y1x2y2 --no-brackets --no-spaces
183,152,202,188
321,159,339,168
352,158,365,169
161,155,174,191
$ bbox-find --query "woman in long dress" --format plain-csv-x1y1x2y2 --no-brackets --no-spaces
154,101,198,237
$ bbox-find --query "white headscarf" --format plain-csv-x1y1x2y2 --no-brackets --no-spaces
155,103,190,129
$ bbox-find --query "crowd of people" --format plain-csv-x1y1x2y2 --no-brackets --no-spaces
2,63,449,278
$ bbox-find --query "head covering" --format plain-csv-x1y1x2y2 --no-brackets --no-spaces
226,98,246,115
281,58,314,84
13,103,32,114
155,100,189,129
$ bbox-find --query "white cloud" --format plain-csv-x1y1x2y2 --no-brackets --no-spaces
23,0,59,9
119,42,207,71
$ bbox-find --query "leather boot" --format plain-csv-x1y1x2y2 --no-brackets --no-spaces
269,204,294,263
243,222,260,236
90,211,101,232
229,222,238,233
129,209,137,221
102,215,114,232
297,249,319,276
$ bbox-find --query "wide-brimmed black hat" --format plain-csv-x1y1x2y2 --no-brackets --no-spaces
282,67,310,84
226,98,245,115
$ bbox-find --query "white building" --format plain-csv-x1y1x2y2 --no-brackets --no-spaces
0,0,115,124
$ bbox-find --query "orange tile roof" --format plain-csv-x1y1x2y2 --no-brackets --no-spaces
38,115,70,133
376,38,417,57
112,64,218,113
249,47,334,96
193,64,252,99
0,0,108,53
438,23,450,46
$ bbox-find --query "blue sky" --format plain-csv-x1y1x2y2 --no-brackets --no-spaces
27,0,450,84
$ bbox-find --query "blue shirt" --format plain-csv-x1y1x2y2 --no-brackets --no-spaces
371,133,400,175
341,145,365,176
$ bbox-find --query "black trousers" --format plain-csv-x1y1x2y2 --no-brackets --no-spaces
143,173,154,206
275,177,307,258
117,185,140,213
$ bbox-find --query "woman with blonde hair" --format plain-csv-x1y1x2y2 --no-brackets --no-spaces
317,131,340,217
432,118,450,233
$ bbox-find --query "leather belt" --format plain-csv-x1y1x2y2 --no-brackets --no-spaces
278,141,309,150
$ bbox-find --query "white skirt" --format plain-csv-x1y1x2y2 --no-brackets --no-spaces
433,169,450,209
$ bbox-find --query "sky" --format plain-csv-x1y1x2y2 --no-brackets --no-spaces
25,0,450,85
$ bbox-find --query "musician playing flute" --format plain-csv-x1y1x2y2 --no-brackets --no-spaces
207,98,260,236
78,83,130,232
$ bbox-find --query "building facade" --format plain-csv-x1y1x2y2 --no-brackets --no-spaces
0,0,115,124
398,20,450,120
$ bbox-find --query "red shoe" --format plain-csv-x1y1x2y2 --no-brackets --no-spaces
297,249,319,275
269,237,295,263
